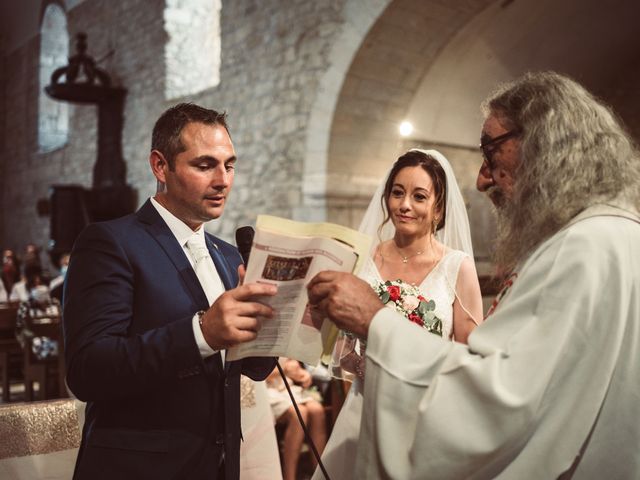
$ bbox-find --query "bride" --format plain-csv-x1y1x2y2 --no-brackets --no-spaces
312,149,483,480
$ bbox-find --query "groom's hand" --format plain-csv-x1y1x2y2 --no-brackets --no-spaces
200,282,277,350
237,264,246,286
307,271,383,339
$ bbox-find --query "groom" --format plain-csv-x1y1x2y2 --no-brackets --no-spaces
308,72,640,478
64,103,277,479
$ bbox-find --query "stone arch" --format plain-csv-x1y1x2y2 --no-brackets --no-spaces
38,1,69,152
300,0,493,224
324,0,493,228
298,0,391,222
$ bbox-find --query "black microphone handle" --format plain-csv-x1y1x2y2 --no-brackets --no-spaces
235,225,255,266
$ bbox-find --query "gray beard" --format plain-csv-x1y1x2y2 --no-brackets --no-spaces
489,192,519,271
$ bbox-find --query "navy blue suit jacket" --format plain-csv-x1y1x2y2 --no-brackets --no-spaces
63,200,276,480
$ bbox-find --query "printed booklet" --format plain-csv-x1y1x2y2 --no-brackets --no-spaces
226,215,371,365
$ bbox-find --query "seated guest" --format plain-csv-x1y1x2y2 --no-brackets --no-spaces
49,252,70,303
10,264,47,303
267,358,327,480
22,243,42,270
0,281,6,303
2,249,21,299
23,243,52,283
15,284,60,361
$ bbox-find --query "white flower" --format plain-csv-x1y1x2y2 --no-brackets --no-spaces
402,295,419,311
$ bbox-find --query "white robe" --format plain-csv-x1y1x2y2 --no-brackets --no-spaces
357,205,640,479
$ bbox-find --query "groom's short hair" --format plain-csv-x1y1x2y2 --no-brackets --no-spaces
151,103,229,171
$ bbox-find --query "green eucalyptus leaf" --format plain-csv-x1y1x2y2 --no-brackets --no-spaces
433,319,443,336
417,301,428,314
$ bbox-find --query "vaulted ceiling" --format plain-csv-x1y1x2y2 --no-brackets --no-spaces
327,0,640,194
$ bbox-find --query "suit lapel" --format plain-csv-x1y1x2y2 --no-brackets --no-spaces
137,201,209,309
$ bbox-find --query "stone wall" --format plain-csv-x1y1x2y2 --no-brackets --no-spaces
0,0,354,261
2,35,46,252
192,0,352,239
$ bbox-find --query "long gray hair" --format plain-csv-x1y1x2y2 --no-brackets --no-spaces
483,71,640,271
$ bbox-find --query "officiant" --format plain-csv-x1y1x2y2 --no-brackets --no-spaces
307,72,640,479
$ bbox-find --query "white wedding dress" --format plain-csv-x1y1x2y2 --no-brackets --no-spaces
312,250,467,480
239,379,282,480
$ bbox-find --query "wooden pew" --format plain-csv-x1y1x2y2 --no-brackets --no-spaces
21,309,67,401
0,304,21,403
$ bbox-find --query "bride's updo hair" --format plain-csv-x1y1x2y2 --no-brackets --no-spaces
379,150,447,236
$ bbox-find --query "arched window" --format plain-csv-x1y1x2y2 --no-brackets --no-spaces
38,3,69,152
164,0,221,99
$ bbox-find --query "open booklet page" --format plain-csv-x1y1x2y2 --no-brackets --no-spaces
226,215,371,366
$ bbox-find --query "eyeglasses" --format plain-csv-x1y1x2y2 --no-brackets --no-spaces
479,130,519,170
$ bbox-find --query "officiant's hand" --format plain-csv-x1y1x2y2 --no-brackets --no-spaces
200,282,277,350
307,271,383,339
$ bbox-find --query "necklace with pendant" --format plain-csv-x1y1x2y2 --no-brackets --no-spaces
394,244,424,264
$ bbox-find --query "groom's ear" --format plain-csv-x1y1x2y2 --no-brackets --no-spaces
150,150,169,183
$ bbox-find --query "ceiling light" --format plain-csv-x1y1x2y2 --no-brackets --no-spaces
399,121,413,137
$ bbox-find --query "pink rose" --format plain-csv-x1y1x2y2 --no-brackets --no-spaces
402,295,419,311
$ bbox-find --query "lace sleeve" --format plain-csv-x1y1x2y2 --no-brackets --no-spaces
444,251,481,326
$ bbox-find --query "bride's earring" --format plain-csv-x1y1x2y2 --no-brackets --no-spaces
432,217,439,235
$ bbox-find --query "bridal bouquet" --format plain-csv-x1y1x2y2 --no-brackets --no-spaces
373,279,443,336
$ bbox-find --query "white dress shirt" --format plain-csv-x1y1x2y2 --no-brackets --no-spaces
9,281,29,302
150,197,224,359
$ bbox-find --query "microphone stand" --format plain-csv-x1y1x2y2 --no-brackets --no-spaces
276,363,332,480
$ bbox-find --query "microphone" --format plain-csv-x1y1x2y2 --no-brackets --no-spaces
235,226,255,266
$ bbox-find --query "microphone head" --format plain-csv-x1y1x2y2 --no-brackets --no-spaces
235,226,255,265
